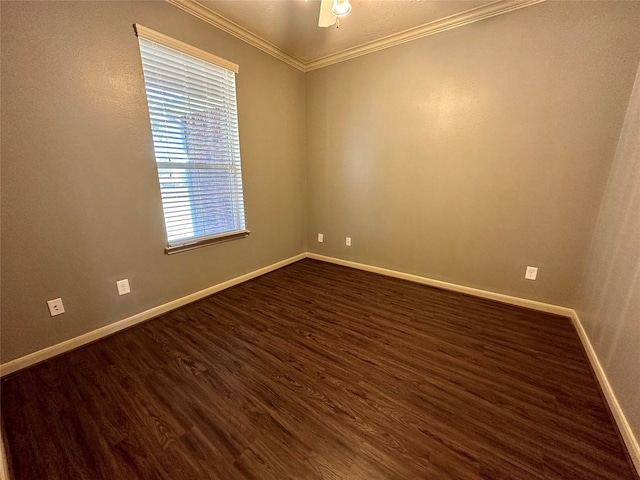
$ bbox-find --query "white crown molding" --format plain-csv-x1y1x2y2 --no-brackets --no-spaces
303,0,547,71
166,0,546,73
165,0,306,71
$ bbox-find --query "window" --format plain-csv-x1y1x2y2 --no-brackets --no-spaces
135,25,248,254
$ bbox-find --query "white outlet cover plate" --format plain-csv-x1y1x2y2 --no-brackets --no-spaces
525,266,538,280
47,298,65,316
346,237,352,246
318,233,324,242
117,279,131,295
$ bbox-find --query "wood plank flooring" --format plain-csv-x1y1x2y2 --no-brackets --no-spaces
1,259,637,479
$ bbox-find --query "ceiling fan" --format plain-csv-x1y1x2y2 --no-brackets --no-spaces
318,0,352,28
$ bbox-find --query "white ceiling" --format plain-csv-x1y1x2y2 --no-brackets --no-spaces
168,0,546,70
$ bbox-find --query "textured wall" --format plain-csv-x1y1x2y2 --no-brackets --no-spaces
0,2,306,362
305,1,640,306
575,62,640,452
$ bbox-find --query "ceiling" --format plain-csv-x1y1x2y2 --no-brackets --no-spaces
167,0,546,71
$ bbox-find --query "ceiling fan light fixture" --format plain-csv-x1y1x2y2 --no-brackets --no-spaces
331,0,351,17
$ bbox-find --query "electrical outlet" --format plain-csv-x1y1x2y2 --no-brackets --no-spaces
317,233,324,243
346,237,352,247
116,279,131,295
47,298,65,317
525,266,538,280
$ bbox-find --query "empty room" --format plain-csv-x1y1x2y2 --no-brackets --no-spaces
1,0,639,478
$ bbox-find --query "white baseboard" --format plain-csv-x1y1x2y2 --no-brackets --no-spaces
307,253,574,317
570,311,640,473
0,426,9,480
0,253,306,378
1,252,637,477
0,252,570,376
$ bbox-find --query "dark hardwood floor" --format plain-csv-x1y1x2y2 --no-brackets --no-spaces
1,259,636,479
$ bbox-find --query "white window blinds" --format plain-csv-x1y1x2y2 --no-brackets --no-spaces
135,25,248,253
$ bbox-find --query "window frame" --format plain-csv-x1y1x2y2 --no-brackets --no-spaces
135,24,249,254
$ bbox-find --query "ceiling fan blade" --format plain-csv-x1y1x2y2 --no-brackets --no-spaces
318,0,337,27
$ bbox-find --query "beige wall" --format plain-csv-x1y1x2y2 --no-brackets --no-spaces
2,4,640,443
1,0,640,460
0,1,307,362
306,1,640,306
576,62,640,447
